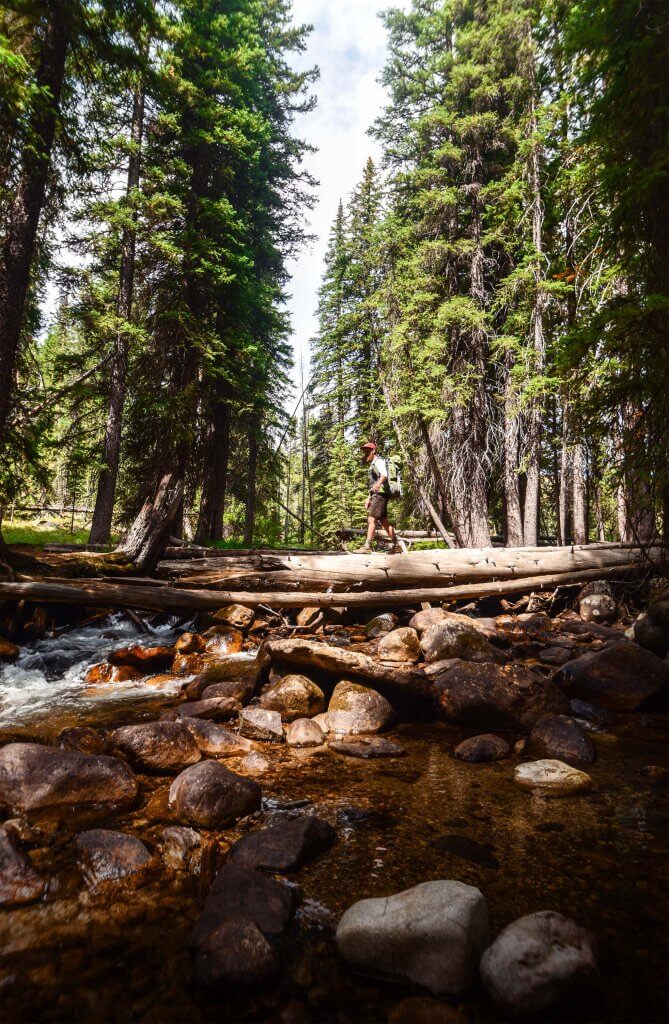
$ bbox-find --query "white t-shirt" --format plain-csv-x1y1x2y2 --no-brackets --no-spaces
369,456,389,492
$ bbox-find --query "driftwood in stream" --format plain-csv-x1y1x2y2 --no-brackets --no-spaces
116,473,183,574
255,638,433,703
0,562,648,613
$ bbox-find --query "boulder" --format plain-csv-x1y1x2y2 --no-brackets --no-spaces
160,826,202,871
0,743,138,822
239,707,284,742
228,815,336,872
568,699,615,730
453,734,509,763
0,638,20,661
421,619,504,665
169,761,261,828
579,594,617,624
172,653,206,676
326,681,395,736
364,613,399,638
408,608,449,636
108,644,174,671
213,604,255,631
190,862,296,947
539,647,574,667
112,721,201,773
203,628,244,656
84,662,143,685
175,697,241,721
528,716,596,767
57,727,109,756
0,824,46,906
336,880,490,996
197,658,256,685
480,911,599,1016
329,737,406,759
433,661,569,732
378,627,421,664
258,675,325,722
181,718,253,758
514,759,592,797
285,718,325,747
312,712,330,734
632,599,669,657
201,679,255,704
194,919,278,988
74,829,151,886
174,631,206,654
554,641,669,711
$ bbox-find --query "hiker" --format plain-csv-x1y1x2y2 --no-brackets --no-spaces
357,442,400,554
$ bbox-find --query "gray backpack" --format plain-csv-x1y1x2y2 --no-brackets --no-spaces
384,456,403,499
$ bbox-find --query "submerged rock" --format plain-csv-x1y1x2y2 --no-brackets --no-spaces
258,674,325,721
433,660,568,732
285,718,325,747
326,680,395,735
336,880,490,996
0,824,46,906
160,826,202,871
194,918,278,988
240,751,270,774
228,815,336,872
190,862,296,947
239,707,284,742
554,641,669,710
0,743,138,822
378,627,421,664
480,911,599,1016
329,737,406,759
169,761,261,828
181,718,253,758
112,721,201,773
453,734,509,763
529,716,596,767
514,759,592,797
74,828,151,886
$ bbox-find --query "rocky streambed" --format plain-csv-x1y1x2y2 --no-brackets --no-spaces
0,588,667,1022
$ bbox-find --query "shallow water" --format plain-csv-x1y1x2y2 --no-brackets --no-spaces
0,624,667,1023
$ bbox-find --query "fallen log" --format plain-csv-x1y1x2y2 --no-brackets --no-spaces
0,562,649,613
254,638,433,703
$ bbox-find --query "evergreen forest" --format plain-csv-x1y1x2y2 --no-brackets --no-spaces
0,0,667,553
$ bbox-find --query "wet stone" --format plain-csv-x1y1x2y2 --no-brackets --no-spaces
480,911,599,1016
329,737,406,759
176,697,241,721
174,632,206,655
434,660,568,732
514,759,592,797
190,863,296,947
169,761,261,829
555,641,669,711
0,824,46,906
201,679,255,704
57,727,109,756
112,721,201,773
529,715,596,767
240,751,270,774
227,815,336,872
203,628,244,656
239,707,284,742
0,638,20,661
213,603,256,631
74,829,151,886
181,717,253,757
453,734,509,763
194,918,279,988
258,674,325,721
539,646,575,667
85,662,143,685
108,644,174,671
160,826,202,871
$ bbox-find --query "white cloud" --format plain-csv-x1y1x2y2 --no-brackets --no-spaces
284,0,407,390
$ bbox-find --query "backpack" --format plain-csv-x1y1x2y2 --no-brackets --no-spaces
384,456,403,499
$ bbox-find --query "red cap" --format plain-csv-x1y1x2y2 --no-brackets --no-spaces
361,441,377,452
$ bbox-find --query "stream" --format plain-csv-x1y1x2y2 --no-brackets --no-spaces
0,617,667,1023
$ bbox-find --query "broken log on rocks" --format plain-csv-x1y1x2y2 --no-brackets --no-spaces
0,562,649,613
116,473,184,574
254,639,433,704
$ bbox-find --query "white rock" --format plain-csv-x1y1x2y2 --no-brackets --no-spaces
336,880,490,995
285,718,325,747
480,911,599,1015
514,759,591,797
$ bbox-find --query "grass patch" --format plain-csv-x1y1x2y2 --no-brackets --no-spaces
2,517,118,549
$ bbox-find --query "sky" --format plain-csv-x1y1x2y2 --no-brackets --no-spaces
284,0,407,393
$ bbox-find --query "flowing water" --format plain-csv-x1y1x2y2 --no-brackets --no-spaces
0,622,667,1023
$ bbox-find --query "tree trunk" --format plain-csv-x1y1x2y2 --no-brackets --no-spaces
116,472,184,573
89,80,145,545
243,420,258,546
503,351,524,546
572,442,588,544
195,398,231,543
0,6,69,441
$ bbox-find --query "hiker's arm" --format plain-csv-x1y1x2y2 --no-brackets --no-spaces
371,473,387,492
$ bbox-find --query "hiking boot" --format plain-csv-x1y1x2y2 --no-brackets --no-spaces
354,545,372,554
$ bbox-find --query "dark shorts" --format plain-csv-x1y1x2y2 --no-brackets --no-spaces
368,492,389,520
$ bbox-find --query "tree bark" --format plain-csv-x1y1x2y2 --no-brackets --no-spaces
0,5,69,441
89,80,145,545
195,398,231,543
116,472,184,573
503,350,524,546
572,441,588,544
243,419,258,547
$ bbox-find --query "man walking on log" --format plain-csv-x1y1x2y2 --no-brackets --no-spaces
357,442,400,554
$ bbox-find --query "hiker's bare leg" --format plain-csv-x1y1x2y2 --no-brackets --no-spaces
365,516,377,548
380,516,397,546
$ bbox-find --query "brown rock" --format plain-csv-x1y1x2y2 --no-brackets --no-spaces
285,718,325,747
57,727,109,756
554,641,669,711
228,816,336,872
160,826,202,870
539,647,574,667
74,829,151,886
181,717,253,757
172,652,206,676
296,606,322,628
378,627,421,664
326,680,395,735
194,919,278,987
213,604,255,631
528,716,596,767
239,707,284,742
84,662,143,685
579,593,617,624
0,824,46,906
0,743,138,823
364,613,399,638
190,862,296,947
408,608,450,636
176,697,241,721
421,619,505,665
108,644,174,670
203,628,244,656
174,631,206,654
434,660,569,732
169,761,261,828
453,734,510,763
201,679,255,704
0,638,20,662
112,721,201,772
258,674,325,722
632,599,669,656
329,737,405,758
389,996,465,1024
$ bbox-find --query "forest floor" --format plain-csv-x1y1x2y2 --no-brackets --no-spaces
0,570,667,1023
